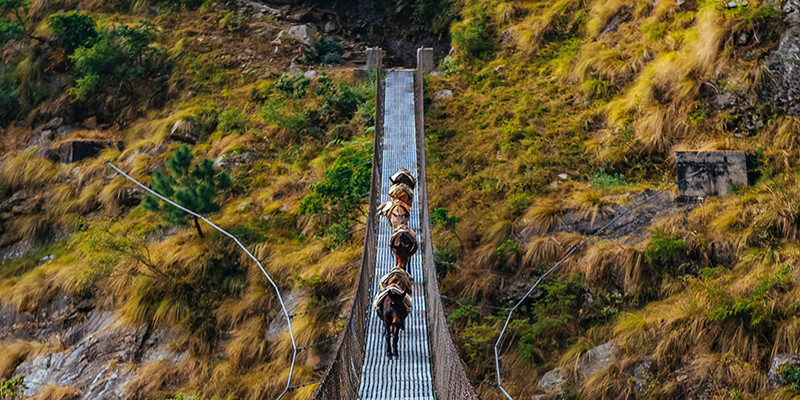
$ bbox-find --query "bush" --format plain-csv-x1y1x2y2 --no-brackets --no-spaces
0,0,29,45
218,108,246,135
299,141,371,222
219,9,244,32
0,66,18,127
313,37,343,65
779,364,800,391
47,11,97,52
0,376,24,399
68,21,161,100
411,0,454,36
451,6,494,61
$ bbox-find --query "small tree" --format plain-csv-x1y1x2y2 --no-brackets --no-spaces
431,207,462,252
47,11,97,52
142,145,231,237
0,0,29,44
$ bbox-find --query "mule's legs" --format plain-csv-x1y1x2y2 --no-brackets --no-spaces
391,324,400,359
384,320,394,358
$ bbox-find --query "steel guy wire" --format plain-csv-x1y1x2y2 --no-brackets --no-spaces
103,160,297,400
494,168,706,399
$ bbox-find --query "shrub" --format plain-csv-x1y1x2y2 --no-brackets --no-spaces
0,376,24,399
0,0,29,45
219,9,244,32
299,141,371,222
0,66,18,127
411,0,454,36
47,11,97,52
313,37,343,65
591,166,626,189
218,108,246,135
451,6,494,61
68,21,161,100
779,364,800,391
142,145,231,237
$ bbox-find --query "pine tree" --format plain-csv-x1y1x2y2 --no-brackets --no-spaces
142,145,231,237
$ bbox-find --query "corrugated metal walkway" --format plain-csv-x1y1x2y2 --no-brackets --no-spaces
357,71,435,399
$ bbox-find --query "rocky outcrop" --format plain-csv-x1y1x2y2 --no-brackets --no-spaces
42,139,119,164
169,119,199,144
538,368,566,391
759,0,800,115
5,294,186,400
768,353,800,389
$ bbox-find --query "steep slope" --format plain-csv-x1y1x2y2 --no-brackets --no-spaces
426,0,800,399
0,1,378,399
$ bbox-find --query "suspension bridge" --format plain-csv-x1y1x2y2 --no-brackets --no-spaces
311,49,479,400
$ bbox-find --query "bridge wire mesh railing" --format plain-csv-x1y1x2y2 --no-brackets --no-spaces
311,52,384,400
414,67,481,400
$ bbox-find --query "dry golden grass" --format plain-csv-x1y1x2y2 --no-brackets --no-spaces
30,385,82,400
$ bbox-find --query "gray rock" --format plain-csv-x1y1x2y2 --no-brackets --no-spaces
213,151,258,169
288,24,314,45
433,89,453,102
532,394,556,400
304,70,317,79
768,353,800,389
266,289,305,341
601,6,632,35
630,355,654,393
42,139,117,164
287,58,301,74
538,368,565,391
169,119,198,144
759,0,800,115
710,93,737,110
577,342,616,377
323,21,337,34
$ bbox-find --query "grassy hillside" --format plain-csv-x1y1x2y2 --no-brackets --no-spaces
427,0,800,398
0,0,377,398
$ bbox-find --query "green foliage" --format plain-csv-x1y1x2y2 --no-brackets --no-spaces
299,141,371,223
273,73,310,98
448,297,480,326
512,275,584,363
47,11,97,52
779,364,800,391
495,239,520,256
68,21,161,100
219,9,244,31
590,166,626,189
0,376,23,399
451,6,494,61
313,37,343,65
644,230,685,267
431,207,461,231
142,145,231,237
218,108,246,135
411,0,454,36
695,265,792,326
0,0,28,44
324,219,352,249
189,105,219,141
689,101,708,126
0,66,18,127
504,193,531,216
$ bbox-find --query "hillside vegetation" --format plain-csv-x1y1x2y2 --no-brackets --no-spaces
426,0,800,398
0,0,380,397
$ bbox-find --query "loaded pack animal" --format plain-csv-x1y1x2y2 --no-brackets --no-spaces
374,267,413,359
377,200,410,229
390,224,418,270
390,168,417,190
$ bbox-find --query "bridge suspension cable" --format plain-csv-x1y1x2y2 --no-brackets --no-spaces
103,159,298,400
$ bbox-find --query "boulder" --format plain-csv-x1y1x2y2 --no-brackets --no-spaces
577,342,616,377
768,353,800,389
758,0,800,115
42,140,118,164
433,89,453,104
288,24,314,45
538,368,565,391
213,151,258,169
266,289,305,341
630,355,654,394
169,119,199,144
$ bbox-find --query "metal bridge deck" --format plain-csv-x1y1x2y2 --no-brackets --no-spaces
357,71,435,400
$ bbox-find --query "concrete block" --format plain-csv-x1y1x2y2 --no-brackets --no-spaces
366,47,382,70
417,47,434,73
676,151,747,197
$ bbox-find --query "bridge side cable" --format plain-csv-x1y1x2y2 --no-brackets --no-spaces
494,168,706,399
103,159,297,400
